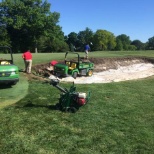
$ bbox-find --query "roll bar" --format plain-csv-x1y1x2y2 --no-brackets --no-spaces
65,52,80,63
0,46,13,63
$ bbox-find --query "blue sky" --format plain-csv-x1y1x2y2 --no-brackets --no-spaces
49,0,154,43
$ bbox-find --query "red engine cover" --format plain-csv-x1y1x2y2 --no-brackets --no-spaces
50,60,58,66
77,98,86,106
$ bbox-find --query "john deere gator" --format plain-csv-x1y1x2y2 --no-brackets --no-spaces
0,46,19,85
54,52,94,79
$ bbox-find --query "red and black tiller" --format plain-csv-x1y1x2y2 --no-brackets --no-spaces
50,79,91,113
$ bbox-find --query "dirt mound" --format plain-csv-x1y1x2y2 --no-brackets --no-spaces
89,57,151,72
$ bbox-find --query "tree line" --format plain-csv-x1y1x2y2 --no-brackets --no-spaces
0,0,154,53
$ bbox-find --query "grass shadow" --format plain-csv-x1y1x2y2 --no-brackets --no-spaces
15,102,58,111
0,83,12,89
19,69,25,72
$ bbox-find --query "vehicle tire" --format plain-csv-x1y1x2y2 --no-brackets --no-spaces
87,70,93,77
72,72,77,79
10,81,17,86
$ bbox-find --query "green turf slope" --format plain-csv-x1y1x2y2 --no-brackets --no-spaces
0,73,29,108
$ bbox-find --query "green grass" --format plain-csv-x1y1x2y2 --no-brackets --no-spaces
0,73,29,108
0,51,154,153
0,79,154,153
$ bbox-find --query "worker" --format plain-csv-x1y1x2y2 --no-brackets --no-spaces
84,43,90,59
22,50,32,74
46,60,58,73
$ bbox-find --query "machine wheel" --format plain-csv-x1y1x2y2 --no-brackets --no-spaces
55,103,62,110
62,107,69,112
87,70,93,77
72,72,77,79
68,107,77,113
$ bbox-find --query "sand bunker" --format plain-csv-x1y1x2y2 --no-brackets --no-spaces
49,63,154,84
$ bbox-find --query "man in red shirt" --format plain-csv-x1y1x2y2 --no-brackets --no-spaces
22,50,32,74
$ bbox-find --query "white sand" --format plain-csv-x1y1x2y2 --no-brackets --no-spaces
49,63,154,84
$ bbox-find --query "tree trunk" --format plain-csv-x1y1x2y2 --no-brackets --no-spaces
35,47,38,53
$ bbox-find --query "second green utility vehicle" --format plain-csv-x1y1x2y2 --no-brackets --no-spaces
54,52,94,79
0,46,19,85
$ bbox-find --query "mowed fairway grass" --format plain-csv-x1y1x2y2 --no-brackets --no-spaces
0,51,154,153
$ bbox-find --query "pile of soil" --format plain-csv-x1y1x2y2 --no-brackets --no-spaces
89,57,151,72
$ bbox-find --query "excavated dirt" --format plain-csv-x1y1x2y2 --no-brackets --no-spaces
30,57,154,83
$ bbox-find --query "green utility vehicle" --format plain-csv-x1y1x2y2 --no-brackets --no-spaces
54,52,94,78
0,46,19,85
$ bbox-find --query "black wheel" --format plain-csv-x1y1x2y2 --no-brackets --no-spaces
11,81,17,85
55,103,62,110
72,72,77,79
68,107,77,113
87,70,93,76
62,107,69,112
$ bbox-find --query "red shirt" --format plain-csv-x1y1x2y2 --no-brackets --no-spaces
22,51,32,60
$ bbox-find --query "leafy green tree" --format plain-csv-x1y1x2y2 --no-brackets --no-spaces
40,25,69,52
128,45,137,51
77,27,93,44
77,28,94,51
66,32,78,51
92,29,116,51
0,24,11,48
147,36,154,50
107,34,117,50
115,34,131,51
37,33,69,53
0,0,65,52
115,39,123,51
131,40,145,50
